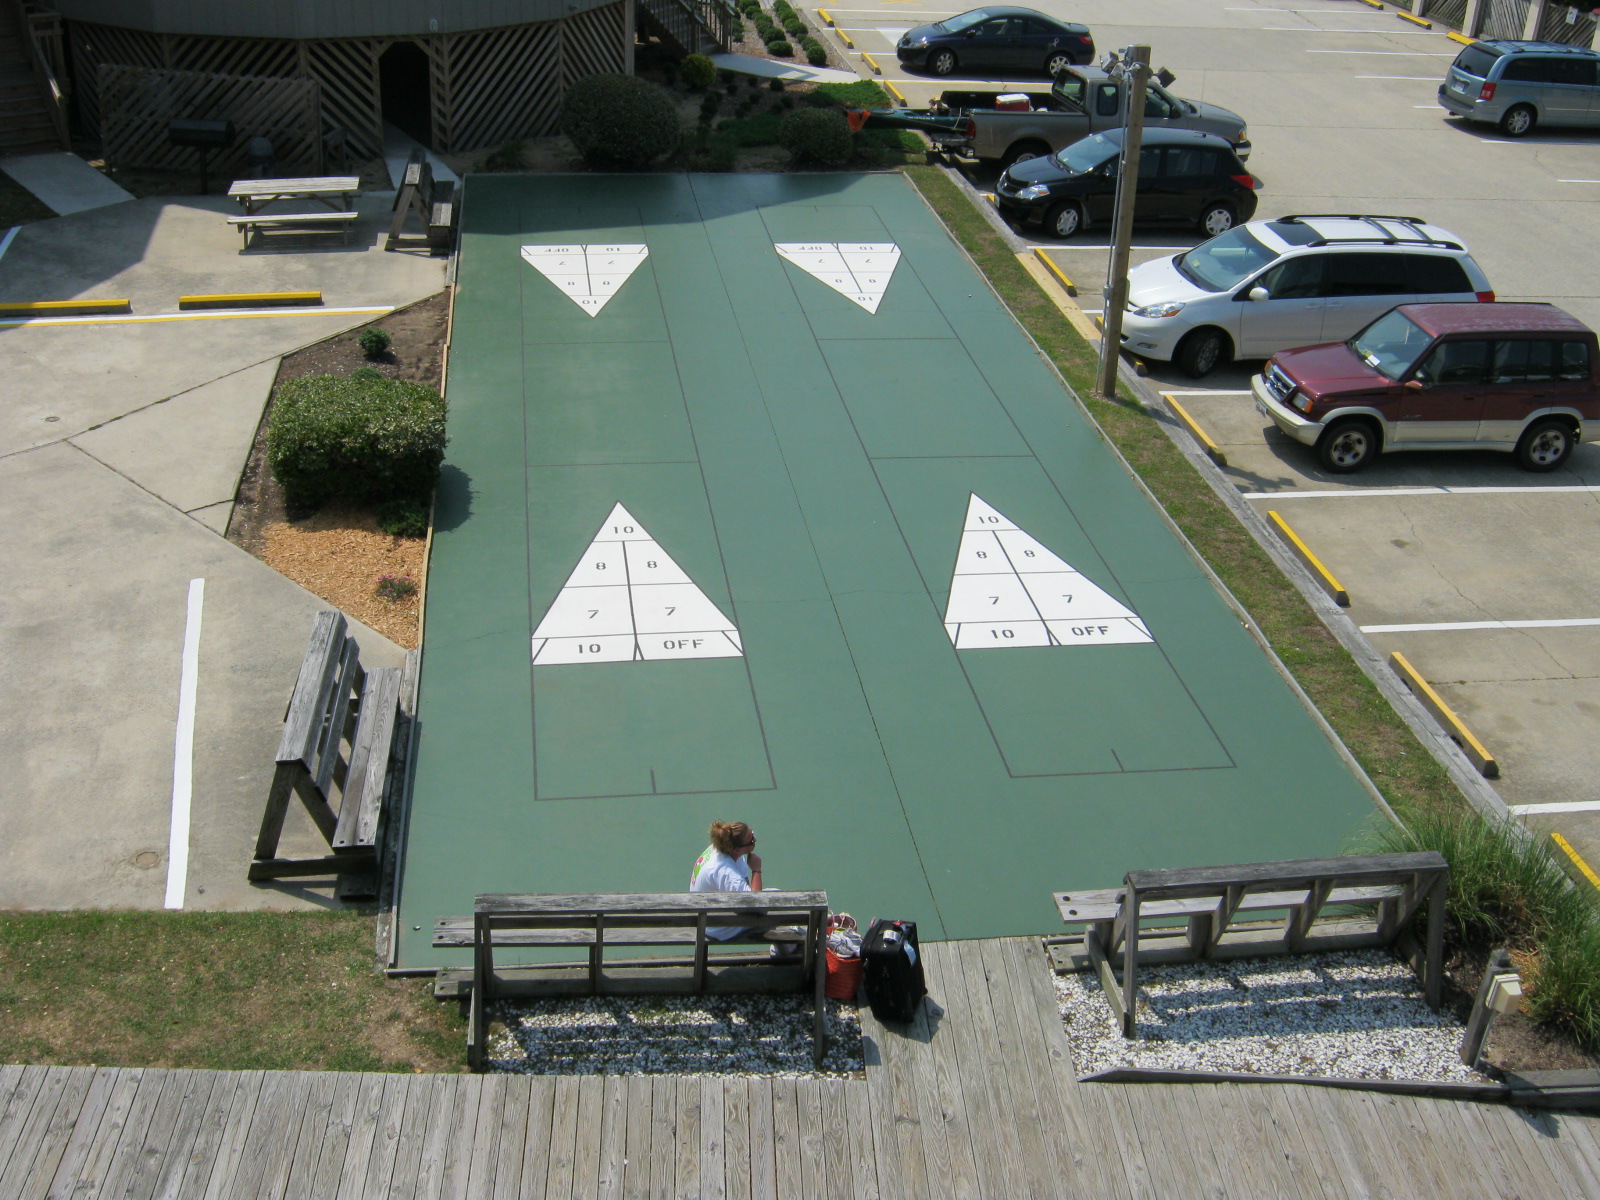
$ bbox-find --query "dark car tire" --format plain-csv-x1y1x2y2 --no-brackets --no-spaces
929,48,957,76
1176,328,1228,379
1045,200,1083,239
999,141,1050,173
1197,202,1236,238
1516,418,1574,471
1045,51,1074,76
1499,104,1536,137
1317,419,1379,474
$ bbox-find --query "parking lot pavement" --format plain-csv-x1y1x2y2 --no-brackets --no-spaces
949,0,1600,879
0,192,445,911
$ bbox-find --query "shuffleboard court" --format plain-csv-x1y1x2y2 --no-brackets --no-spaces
395,172,1375,967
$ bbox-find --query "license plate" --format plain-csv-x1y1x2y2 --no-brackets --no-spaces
1451,79,1469,94
1254,396,1270,419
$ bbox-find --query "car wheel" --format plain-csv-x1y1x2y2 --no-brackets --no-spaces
1176,328,1228,379
1499,104,1536,137
999,142,1050,173
1045,51,1073,76
1045,201,1083,239
1197,202,1236,238
929,48,957,76
1516,418,1573,472
1317,419,1378,474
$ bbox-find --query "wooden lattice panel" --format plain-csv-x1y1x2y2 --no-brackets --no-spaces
302,39,383,161
98,63,321,176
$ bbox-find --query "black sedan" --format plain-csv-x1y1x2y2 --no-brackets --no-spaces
896,7,1094,78
995,128,1259,239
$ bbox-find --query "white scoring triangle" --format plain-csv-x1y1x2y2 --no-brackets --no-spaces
520,243,649,315
531,503,742,664
943,494,1153,650
774,242,900,313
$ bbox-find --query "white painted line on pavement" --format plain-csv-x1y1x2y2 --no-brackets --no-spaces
1559,179,1600,185
166,577,204,910
1243,484,1600,499
1359,618,1600,633
1167,390,1252,396
0,304,393,328
1511,801,1600,816
1311,48,1454,55
1357,75,1446,80
1265,27,1432,34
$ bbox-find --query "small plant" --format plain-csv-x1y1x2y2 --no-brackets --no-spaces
769,77,786,93
803,37,827,67
783,16,806,37
375,573,418,602
680,53,716,90
350,365,384,382
378,496,429,538
484,139,529,171
700,90,722,120
358,327,392,359
772,0,797,19
718,69,736,86
766,38,794,58
779,105,851,166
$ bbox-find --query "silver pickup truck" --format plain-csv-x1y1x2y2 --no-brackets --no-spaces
932,65,1250,171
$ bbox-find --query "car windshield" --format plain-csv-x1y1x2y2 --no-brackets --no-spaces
1349,309,1431,381
939,9,990,33
1174,227,1278,292
1052,134,1116,173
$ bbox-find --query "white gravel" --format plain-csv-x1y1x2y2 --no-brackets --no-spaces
1056,948,1490,1084
486,994,864,1076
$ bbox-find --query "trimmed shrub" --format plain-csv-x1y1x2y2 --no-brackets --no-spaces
562,73,679,168
357,327,391,359
753,13,777,37
783,16,806,37
779,106,852,167
766,38,794,57
267,375,448,510
378,497,429,538
803,37,827,67
773,0,797,18
680,53,716,90
769,77,785,93
350,365,384,382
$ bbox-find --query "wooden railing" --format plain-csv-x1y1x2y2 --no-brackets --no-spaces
5,0,68,150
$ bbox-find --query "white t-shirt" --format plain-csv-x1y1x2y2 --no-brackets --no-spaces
689,846,752,941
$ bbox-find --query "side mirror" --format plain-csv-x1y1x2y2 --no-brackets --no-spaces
1248,286,1269,303
1404,379,1425,391
1156,67,1176,88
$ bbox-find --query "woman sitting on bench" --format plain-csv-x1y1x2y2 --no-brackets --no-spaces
689,821,763,940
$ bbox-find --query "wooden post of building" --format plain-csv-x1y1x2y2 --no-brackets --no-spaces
624,0,635,75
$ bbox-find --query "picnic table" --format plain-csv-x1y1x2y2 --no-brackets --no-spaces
227,175,361,215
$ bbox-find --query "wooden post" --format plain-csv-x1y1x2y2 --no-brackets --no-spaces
1425,869,1447,1010
1121,883,1140,1038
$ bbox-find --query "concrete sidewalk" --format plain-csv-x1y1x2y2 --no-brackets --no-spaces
0,150,133,217
0,192,446,911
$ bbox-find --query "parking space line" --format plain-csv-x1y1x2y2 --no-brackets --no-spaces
0,305,392,328
166,577,204,910
1358,75,1445,80
1511,801,1600,816
1168,389,1251,397
1264,27,1431,34
1360,618,1600,633
1242,484,1600,499
1559,179,1600,185
1311,49,1455,55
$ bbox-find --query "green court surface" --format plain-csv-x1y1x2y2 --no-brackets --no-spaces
394,172,1375,967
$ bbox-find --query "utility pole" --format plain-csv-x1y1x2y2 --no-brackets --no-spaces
1094,44,1151,401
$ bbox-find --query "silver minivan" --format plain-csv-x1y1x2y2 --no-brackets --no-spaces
1439,40,1600,137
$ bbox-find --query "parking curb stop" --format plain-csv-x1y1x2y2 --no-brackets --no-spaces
1389,651,1499,778
1266,510,1349,606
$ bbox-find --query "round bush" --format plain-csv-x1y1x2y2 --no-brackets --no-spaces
766,38,794,57
768,77,785,93
357,327,391,359
562,73,680,168
378,497,429,538
783,16,806,37
680,53,716,90
773,0,796,18
267,375,448,510
780,106,852,167
803,37,827,66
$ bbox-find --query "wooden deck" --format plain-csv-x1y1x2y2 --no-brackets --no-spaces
3,938,1598,1198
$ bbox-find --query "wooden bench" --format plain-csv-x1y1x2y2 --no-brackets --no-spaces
1047,852,1449,1038
249,610,411,899
434,891,830,1070
227,210,360,248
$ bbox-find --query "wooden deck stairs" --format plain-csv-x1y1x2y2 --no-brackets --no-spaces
0,0,68,156
636,0,736,57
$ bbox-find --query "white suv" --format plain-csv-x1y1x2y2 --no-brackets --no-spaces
1119,214,1495,378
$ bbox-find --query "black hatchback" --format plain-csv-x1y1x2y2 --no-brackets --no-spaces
995,128,1259,240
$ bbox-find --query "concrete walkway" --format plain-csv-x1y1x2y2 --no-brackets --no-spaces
0,190,446,911
0,151,133,216
710,51,862,84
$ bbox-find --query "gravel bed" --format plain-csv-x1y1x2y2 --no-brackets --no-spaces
486,994,864,1076
1056,948,1490,1084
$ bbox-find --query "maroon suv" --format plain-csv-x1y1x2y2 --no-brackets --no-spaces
1252,302,1600,473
